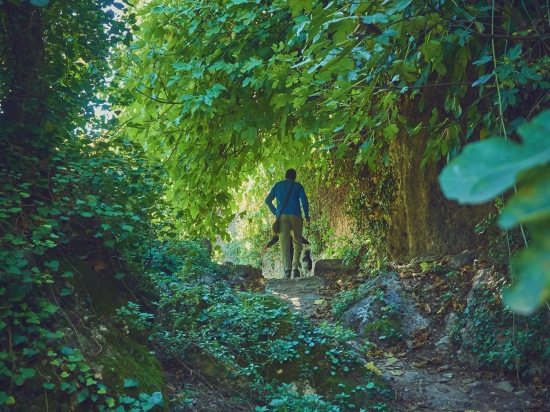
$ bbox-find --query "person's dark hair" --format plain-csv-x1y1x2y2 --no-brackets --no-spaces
285,168,297,180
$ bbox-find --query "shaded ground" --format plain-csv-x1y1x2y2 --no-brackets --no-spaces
264,267,550,412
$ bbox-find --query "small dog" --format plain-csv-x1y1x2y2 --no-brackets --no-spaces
301,249,313,275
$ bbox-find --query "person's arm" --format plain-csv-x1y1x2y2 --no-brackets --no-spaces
266,235,279,248
265,185,277,216
299,184,310,221
302,237,310,245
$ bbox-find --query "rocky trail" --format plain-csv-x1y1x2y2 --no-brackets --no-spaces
262,257,550,412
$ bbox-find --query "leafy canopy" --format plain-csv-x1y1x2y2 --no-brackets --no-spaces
115,0,549,239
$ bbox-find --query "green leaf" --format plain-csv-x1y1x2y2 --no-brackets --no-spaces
502,242,550,315
77,388,90,403
439,130,550,204
472,73,493,87
30,0,49,6
86,377,97,386
362,14,389,24
43,383,55,390
60,288,72,296
289,0,313,16
13,335,28,345
499,166,550,228
150,392,163,406
42,302,59,314
19,368,36,379
44,260,59,270
383,124,398,140
0,392,15,406
124,378,138,388
61,346,76,355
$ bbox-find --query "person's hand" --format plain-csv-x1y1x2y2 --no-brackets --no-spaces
305,217,311,224
262,246,268,252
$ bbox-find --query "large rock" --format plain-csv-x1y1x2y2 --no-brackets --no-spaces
218,263,264,287
448,249,480,269
451,268,492,368
341,272,429,340
313,259,359,277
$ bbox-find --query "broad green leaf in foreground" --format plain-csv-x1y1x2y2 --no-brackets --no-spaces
499,166,550,229
439,110,550,204
502,239,550,315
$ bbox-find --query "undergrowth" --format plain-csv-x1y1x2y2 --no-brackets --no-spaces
134,253,392,411
449,273,550,377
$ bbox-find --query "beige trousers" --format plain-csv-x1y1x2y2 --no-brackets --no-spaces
279,214,303,272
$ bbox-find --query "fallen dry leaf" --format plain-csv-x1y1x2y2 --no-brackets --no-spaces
389,369,404,376
365,361,382,375
452,299,462,311
385,357,399,366
412,360,428,368
413,333,429,344
92,260,106,271
429,357,443,365
437,301,451,315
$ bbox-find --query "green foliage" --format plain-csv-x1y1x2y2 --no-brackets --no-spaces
344,164,395,269
115,302,155,332
252,380,389,412
0,139,171,408
221,238,262,267
116,0,550,243
449,275,550,376
138,247,390,409
440,110,550,314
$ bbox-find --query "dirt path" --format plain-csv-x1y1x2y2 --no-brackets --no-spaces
264,276,326,318
265,275,547,412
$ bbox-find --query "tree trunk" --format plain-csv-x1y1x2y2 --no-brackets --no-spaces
387,94,494,261
1,1,46,155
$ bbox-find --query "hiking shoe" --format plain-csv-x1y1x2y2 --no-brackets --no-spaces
292,269,301,278
284,270,291,279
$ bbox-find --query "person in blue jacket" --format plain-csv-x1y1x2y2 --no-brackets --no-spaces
265,169,310,279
